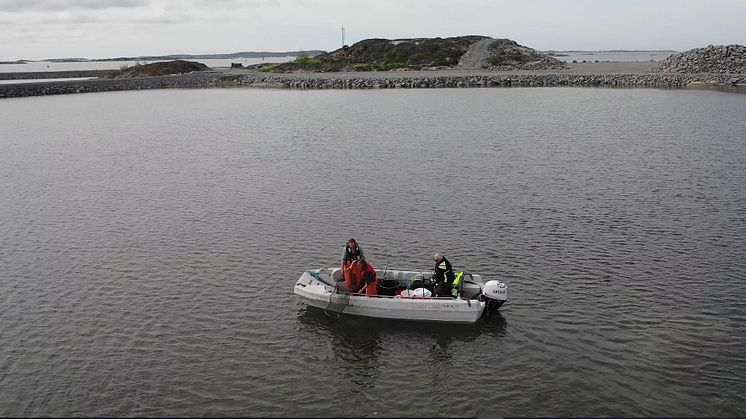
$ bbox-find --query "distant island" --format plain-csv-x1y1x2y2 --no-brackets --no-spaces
41,51,324,63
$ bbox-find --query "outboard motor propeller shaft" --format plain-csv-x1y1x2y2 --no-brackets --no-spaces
482,280,508,314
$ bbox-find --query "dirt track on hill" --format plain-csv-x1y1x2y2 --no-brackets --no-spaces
458,38,494,67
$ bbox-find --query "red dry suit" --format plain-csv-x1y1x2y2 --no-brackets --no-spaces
359,262,378,296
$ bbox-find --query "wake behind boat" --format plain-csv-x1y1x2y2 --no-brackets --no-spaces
294,267,507,323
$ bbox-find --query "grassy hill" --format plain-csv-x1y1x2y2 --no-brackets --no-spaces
262,36,490,72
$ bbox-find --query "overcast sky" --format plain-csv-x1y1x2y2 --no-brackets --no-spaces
1,0,744,60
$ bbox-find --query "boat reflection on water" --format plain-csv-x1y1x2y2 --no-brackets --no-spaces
297,305,507,339
296,306,508,398
294,305,508,414
296,305,507,362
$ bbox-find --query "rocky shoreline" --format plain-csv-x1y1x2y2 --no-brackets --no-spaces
1,68,745,99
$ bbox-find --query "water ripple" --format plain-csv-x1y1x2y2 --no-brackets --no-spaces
1,88,745,416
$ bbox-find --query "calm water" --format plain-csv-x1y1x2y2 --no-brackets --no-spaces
1,87,745,417
552,50,677,62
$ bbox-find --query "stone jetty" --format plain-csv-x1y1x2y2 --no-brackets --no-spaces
0,69,120,80
0,73,220,98
2,67,744,99
232,72,744,90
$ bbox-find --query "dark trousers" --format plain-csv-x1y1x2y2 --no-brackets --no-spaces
434,282,452,297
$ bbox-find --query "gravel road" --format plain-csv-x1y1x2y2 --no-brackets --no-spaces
458,38,494,67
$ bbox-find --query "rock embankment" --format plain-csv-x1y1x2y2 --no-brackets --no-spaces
658,45,746,74
234,72,744,89
0,73,220,98
0,70,120,80
2,68,744,99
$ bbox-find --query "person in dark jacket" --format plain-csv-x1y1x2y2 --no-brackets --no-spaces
432,253,455,297
355,260,378,296
341,238,365,292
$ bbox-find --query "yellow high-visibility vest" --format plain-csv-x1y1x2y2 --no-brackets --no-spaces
451,271,464,296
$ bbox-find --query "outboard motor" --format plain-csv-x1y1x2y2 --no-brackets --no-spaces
482,280,508,314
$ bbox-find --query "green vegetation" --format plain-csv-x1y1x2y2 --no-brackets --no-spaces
292,53,324,70
219,74,242,83
484,50,531,66
351,63,373,71
258,63,279,72
117,60,209,78
344,38,471,69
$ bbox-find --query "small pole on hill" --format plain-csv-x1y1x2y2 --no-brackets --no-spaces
341,25,345,47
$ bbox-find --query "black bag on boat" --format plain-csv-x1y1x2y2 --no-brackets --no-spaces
378,279,400,296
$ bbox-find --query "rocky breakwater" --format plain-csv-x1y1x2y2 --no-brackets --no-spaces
657,45,746,86
0,69,120,80
237,71,740,90
659,45,745,74
0,60,218,99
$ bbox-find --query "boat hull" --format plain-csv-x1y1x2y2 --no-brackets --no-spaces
294,269,489,324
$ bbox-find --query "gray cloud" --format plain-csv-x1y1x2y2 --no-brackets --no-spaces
136,11,193,24
1,0,745,61
0,0,194,26
190,0,281,10
32,10,193,25
0,0,146,12
39,12,103,24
